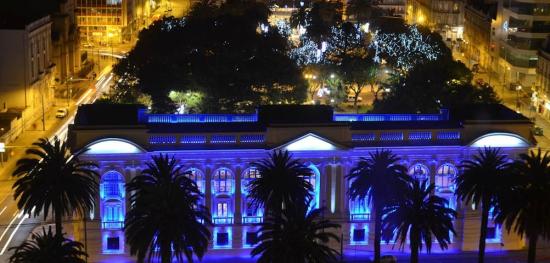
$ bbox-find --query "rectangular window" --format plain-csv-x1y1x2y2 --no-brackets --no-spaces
353,229,366,242
107,237,120,250
486,227,497,240
216,232,229,246
245,232,257,245
217,202,228,217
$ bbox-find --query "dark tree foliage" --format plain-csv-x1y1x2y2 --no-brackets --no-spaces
9,227,87,263
346,0,384,24
384,181,456,263
251,207,341,263
372,59,499,113
125,155,211,263
115,0,307,113
495,149,550,263
306,0,343,45
12,137,98,237
347,150,411,263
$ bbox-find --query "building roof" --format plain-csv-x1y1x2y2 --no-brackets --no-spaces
75,104,146,126
449,104,530,122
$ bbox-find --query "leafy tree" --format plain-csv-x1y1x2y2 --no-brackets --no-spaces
372,59,499,113
252,206,340,263
248,150,313,216
346,150,410,263
346,0,384,24
116,1,308,113
384,180,457,263
323,22,374,112
495,149,550,263
125,155,211,263
456,147,511,263
306,0,343,45
9,227,87,263
290,6,308,29
12,137,98,236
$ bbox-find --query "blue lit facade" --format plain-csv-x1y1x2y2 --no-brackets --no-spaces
69,104,532,254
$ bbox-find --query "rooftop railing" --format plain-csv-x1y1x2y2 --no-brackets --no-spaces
141,109,449,124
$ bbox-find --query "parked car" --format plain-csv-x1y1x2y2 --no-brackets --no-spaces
55,108,68,118
83,43,94,48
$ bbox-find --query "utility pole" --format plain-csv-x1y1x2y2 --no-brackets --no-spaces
40,74,46,131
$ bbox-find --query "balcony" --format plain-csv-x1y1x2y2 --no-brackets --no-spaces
102,221,124,229
350,213,371,221
242,216,263,224
213,217,234,225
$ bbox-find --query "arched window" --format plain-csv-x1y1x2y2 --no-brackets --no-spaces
242,167,262,223
100,171,125,229
435,163,457,193
408,163,429,182
305,164,320,209
185,168,205,193
241,167,260,194
349,197,370,221
212,168,233,194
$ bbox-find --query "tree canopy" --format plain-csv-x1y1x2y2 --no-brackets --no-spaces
114,0,307,113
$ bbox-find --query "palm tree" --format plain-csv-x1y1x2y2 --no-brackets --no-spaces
252,206,341,263
12,137,98,236
9,227,87,263
346,149,410,263
456,147,511,263
248,150,313,216
494,148,550,263
383,180,457,263
125,154,211,263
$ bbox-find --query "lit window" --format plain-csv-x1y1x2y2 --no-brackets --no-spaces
241,167,260,194
349,197,371,221
305,164,320,209
213,168,233,194
217,202,228,217
101,171,125,229
408,163,430,182
185,168,205,193
435,164,457,193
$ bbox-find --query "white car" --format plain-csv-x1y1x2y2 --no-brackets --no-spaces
55,108,68,118
83,43,94,48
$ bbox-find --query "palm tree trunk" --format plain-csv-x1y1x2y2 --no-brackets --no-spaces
161,243,171,263
410,229,419,263
478,200,490,263
527,234,538,263
374,208,382,263
55,207,63,236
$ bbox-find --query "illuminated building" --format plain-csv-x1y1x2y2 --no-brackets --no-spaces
463,2,496,71
75,0,152,43
68,104,531,256
492,0,550,87
0,15,56,142
408,0,464,40
535,38,550,117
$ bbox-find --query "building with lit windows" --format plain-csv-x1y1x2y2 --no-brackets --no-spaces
0,15,56,142
76,0,152,43
68,104,533,258
407,0,464,40
492,0,550,87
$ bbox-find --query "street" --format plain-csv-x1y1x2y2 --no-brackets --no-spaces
0,67,113,262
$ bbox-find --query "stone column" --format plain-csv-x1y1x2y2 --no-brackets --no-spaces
234,165,242,224
205,166,212,213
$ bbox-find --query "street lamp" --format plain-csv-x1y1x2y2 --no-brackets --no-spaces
516,85,522,112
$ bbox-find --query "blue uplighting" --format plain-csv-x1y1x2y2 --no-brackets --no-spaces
213,227,233,249
140,109,450,123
